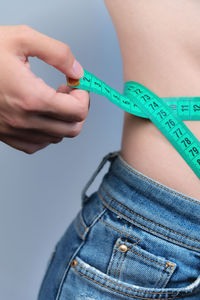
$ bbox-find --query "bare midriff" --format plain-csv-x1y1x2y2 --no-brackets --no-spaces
104,0,200,200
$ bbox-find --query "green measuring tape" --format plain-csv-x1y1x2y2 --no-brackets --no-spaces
67,68,200,179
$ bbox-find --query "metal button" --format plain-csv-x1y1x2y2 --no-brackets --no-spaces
119,244,128,252
71,259,77,268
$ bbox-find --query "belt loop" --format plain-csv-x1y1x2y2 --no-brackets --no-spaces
81,150,120,206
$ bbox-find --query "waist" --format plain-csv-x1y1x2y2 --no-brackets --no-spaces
98,150,200,253
120,112,200,201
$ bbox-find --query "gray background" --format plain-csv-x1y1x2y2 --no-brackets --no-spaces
0,1,124,299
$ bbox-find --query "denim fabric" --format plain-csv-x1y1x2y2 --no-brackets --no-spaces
37,150,200,300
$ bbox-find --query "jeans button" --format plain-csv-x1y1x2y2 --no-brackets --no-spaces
119,244,128,252
71,259,78,268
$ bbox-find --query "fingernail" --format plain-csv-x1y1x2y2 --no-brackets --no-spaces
72,60,84,77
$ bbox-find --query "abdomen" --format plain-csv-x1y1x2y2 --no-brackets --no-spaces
104,0,200,199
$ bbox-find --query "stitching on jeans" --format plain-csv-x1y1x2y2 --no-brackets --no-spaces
117,253,126,280
156,267,166,288
161,267,175,290
113,225,125,278
118,154,200,205
55,207,107,300
74,217,84,240
120,223,125,237
156,262,175,288
79,211,87,231
127,247,167,268
113,239,122,278
98,190,200,251
97,191,200,252
73,260,200,297
89,207,107,230
115,238,167,268
117,227,133,279
116,235,135,280
100,217,169,284
107,239,119,277
116,237,171,285
75,260,168,294
100,186,200,244
116,244,128,280
99,218,141,243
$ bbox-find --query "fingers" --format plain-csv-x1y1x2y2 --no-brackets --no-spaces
0,136,51,154
0,25,90,155
20,25,84,79
15,115,86,138
10,59,90,123
56,84,73,94
57,84,91,110
45,89,90,122
37,88,89,123
0,130,63,144
69,88,91,110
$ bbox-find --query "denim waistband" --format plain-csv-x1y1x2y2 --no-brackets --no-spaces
81,150,200,253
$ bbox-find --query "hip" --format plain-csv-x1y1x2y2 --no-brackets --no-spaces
38,150,200,300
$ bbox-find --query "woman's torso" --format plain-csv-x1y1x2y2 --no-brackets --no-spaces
104,0,200,200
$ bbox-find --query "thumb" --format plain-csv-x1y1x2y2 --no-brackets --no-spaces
21,26,84,79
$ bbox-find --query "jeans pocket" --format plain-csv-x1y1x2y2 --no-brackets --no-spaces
65,255,200,300
107,236,176,289
60,216,200,299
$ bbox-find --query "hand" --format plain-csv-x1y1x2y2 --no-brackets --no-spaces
0,25,90,154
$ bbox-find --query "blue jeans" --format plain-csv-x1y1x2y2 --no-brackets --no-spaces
37,150,200,300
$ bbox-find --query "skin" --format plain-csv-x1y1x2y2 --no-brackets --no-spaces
104,0,200,200
0,25,90,154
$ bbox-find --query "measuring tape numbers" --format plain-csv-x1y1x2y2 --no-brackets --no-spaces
67,68,200,179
